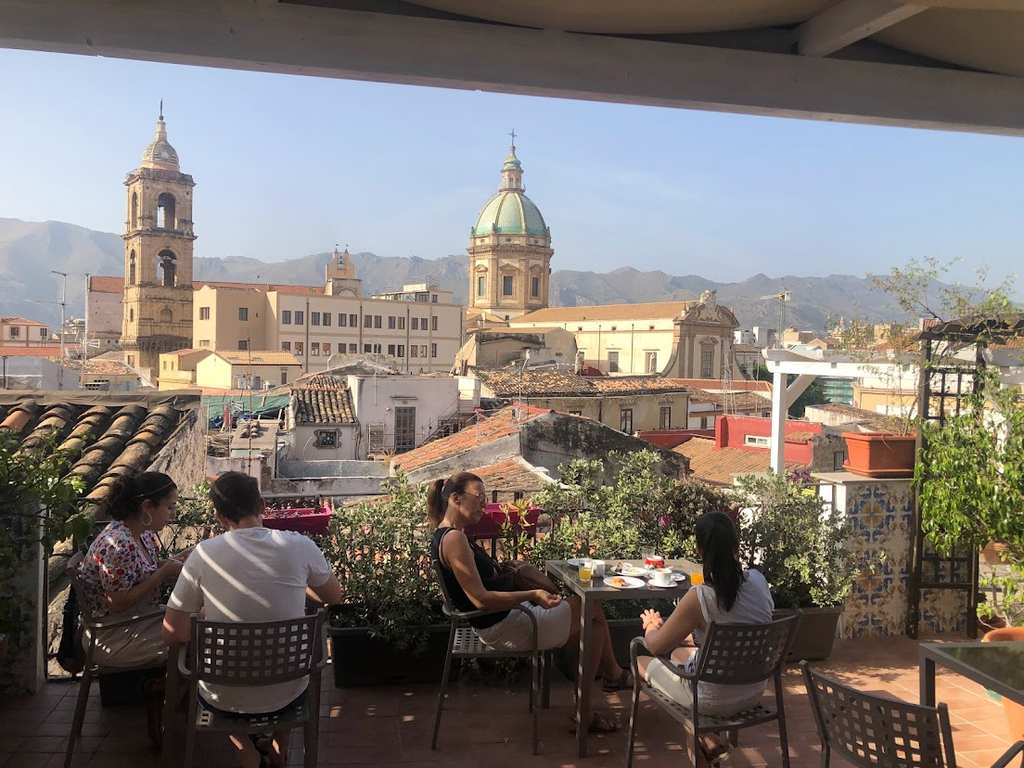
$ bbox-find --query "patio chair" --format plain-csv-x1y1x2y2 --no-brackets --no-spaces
430,560,553,755
64,555,168,768
802,662,1024,768
175,611,327,768
625,615,798,768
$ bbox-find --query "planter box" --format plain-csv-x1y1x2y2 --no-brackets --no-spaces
329,624,450,687
775,607,843,662
842,432,916,478
263,507,332,536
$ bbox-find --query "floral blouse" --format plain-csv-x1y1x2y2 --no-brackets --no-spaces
79,520,162,618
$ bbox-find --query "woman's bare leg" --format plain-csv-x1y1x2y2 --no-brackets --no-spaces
567,597,624,681
228,734,261,768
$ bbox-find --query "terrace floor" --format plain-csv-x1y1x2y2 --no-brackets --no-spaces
1,636,1017,768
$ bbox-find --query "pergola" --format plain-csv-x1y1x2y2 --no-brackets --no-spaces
2,1,1024,135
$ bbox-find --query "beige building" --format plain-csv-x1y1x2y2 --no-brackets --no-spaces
1,316,50,346
191,254,463,375
467,143,552,327
508,291,738,379
452,326,577,374
120,108,196,381
194,350,302,391
86,276,124,352
157,348,211,390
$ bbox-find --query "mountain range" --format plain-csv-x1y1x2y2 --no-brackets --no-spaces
0,217,933,332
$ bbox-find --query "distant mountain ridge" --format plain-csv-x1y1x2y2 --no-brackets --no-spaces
0,217,939,331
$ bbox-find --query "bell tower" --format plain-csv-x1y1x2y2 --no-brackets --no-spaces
120,105,196,382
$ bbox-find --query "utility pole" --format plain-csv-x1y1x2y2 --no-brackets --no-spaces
83,272,91,360
51,270,67,389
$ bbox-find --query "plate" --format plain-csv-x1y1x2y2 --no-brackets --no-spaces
612,564,648,578
566,558,587,568
604,576,646,590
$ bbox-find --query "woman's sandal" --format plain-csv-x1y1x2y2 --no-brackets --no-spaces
698,735,732,766
601,668,634,692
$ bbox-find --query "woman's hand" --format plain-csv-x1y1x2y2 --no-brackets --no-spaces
159,559,183,581
641,609,664,632
531,590,562,609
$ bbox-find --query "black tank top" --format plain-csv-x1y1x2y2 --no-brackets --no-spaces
430,526,513,629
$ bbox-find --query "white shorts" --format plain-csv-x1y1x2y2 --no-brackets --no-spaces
475,600,571,652
645,658,765,717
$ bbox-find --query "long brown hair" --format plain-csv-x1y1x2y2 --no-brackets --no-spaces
427,471,483,527
695,511,745,612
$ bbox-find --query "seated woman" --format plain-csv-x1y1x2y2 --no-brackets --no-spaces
637,511,773,761
429,471,629,733
77,471,184,667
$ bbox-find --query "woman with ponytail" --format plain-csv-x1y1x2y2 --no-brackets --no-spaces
429,471,628,733
637,512,773,761
77,471,183,667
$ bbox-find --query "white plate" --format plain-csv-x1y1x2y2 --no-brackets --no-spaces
672,573,687,582
612,564,648,578
603,575,646,590
566,558,587,568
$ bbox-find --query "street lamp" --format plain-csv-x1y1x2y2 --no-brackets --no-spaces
51,270,67,389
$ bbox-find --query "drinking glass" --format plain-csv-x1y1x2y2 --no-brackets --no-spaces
642,547,656,569
579,561,593,585
689,571,704,586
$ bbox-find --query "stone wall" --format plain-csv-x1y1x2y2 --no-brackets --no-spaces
147,404,206,492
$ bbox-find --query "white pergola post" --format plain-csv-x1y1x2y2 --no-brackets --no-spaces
770,368,787,473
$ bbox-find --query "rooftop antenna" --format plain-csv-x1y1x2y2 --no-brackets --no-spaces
159,99,163,120
759,290,791,348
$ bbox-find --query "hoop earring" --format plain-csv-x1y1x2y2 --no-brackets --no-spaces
141,510,153,527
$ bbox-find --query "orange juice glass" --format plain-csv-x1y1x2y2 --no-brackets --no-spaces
689,571,704,586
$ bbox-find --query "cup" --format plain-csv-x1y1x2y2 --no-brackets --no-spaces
591,559,606,578
578,561,593,585
642,548,657,569
652,568,674,587
689,571,704,586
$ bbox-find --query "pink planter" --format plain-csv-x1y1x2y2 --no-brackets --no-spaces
263,506,332,536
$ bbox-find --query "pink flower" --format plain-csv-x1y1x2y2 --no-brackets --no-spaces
658,515,670,529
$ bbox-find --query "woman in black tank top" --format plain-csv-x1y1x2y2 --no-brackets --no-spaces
427,471,629,733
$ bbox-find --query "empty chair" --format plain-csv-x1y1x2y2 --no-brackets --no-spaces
626,616,798,768
802,662,1024,768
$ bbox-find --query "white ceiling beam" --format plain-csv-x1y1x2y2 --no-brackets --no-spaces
799,0,927,57
3,0,1024,135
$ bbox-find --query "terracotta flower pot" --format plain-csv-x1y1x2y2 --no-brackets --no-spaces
983,627,1024,740
842,432,916,478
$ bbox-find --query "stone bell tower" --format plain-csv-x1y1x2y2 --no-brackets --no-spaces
120,105,196,382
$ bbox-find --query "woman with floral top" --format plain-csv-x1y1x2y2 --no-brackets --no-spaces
78,471,183,667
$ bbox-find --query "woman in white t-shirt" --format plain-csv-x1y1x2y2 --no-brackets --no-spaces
163,472,344,768
637,511,773,763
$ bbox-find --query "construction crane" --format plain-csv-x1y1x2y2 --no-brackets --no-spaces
759,290,791,348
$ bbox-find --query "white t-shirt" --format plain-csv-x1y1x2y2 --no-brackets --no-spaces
168,526,333,713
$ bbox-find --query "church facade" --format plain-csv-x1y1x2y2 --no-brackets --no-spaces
120,109,195,381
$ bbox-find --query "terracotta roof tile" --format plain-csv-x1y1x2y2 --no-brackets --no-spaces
292,375,355,425
467,457,551,494
0,345,63,358
687,391,772,412
517,301,695,323
479,369,594,397
674,437,801,486
215,351,301,366
393,404,549,473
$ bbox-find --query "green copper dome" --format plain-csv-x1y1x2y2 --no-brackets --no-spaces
473,190,548,237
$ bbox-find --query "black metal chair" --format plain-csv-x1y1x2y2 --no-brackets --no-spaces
64,556,169,768
626,615,798,768
430,560,553,755
175,611,327,768
802,662,1024,768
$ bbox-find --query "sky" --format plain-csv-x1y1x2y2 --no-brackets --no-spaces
1,47,1022,287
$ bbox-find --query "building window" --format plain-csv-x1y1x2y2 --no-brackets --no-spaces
411,345,418,358
531,276,540,297
373,343,382,354
420,345,427,358
338,313,347,327
502,275,514,296
127,355,134,367
645,351,658,373
432,294,438,303
411,317,419,331
397,344,405,357
311,312,321,326
323,312,331,327
364,344,372,353
608,350,620,373
199,306,211,320
388,316,396,329
431,343,437,358
348,343,357,353
619,408,633,434
8,327,19,339
700,416,708,429
387,344,396,356
833,451,847,471
348,313,358,327
315,430,338,448
295,341,304,355
198,339,209,348
398,316,406,330
477,276,486,297
374,315,382,328
295,310,304,325
280,369,289,385
238,340,249,350
129,308,135,321
281,310,291,325
323,343,331,355
744,435,771,448
281,341,291,351
364,314,372,328
568,410,582,416
311,342,320,356
659,406,671,430
701,348,714,378
238,307,249,321
431,316,438,331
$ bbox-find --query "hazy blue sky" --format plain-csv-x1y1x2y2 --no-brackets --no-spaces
1,48,1021,286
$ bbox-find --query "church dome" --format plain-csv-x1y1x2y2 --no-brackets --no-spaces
141,110,180,171
472,145,549,237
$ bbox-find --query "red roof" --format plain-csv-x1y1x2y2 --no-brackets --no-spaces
393,404,550,473
0,345,62,358
1,316,48,327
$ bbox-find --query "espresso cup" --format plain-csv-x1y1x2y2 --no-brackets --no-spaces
652,568,674,587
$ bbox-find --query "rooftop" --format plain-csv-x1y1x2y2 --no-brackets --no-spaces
213,351,301,366
516,301,696,324
674,436,801,486
291,375,356,425
0,316,48,326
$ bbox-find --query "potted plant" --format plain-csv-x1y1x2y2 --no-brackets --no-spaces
319,473,449,687
733,473,854,661
842,431,917,478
